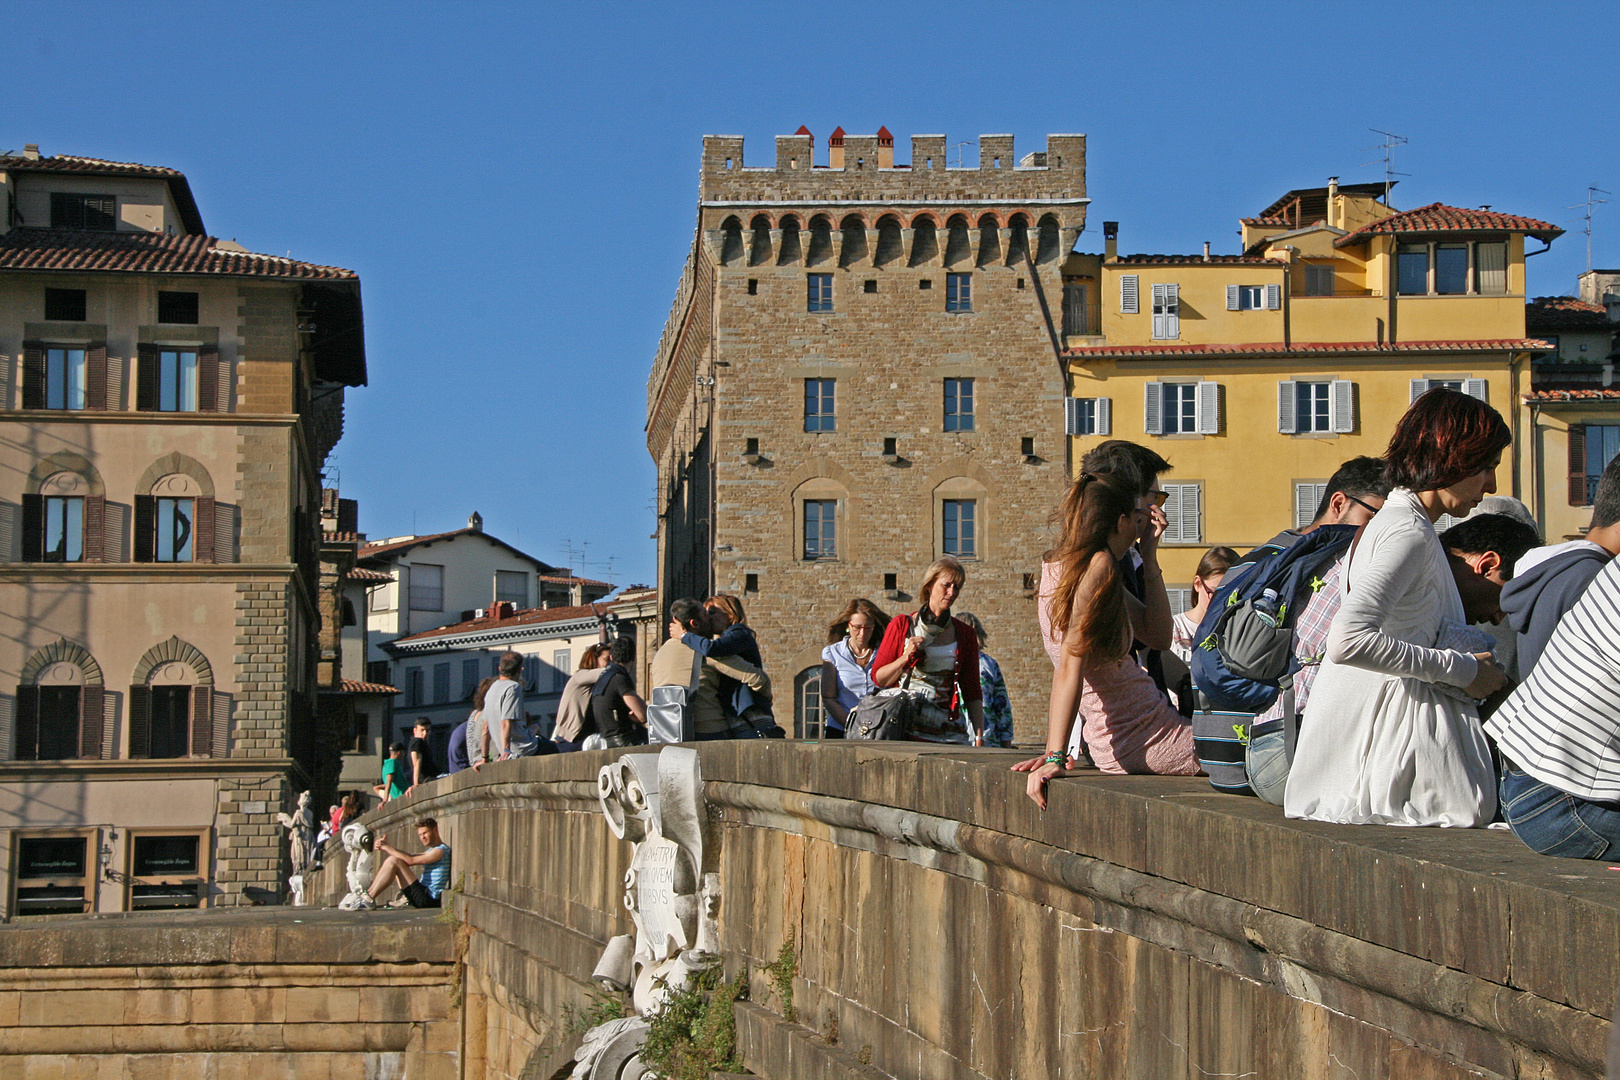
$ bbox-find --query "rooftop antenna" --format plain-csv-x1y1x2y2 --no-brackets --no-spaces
1363,129,1409,205
1568,186,1611,273
950,140,975,169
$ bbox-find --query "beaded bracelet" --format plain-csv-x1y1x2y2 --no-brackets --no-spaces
1043,750,1065,767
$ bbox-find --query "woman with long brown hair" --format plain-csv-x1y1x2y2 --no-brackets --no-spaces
1286,389,1512,826
1015,471,1199,807
820,598,890,738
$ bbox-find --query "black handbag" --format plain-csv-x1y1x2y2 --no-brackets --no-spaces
847,687,918,741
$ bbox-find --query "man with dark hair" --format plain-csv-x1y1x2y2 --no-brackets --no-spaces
365,817,451,909
474,650,543,767
406,718,439,795
649,599,770,741
591,636,648,747
1438,514,1541,626
1262,455,1391,549
1501,454,1620,676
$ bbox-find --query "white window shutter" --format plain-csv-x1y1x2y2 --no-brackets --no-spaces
1162,484,1182,542
0,501,14,562
1266,283,1281,310
1277,381,1296,434
1120,274,1139,314
1144,383,1163,435
1226,284,1240,311
1410,378,1430,404
1096,396,1111,436
1165,283,1180,338
1464,378,1488,402
1064,397,1081,435
1331,379,1356,433
1295,483,1318,531
1197,382,1221,435
1177,484,1202,543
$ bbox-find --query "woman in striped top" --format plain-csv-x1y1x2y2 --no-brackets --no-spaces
1487,555,1620,858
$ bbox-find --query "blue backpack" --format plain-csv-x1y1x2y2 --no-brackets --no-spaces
1191,525,1358,713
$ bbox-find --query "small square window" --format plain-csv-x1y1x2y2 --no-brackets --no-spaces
747,279,758,295
946,273,972,312
883,572,897,591
157,291,199,324
44,288,86,322
1016,278,1026,290
744,573,759,593
919,279,932,290
1237,285,1264,310
863,280,877,294
807,274,833,313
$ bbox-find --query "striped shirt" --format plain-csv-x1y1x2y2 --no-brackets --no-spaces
1486,556,1620,800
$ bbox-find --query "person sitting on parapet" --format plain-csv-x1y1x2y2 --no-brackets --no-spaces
650,598,770,741
364,817,451,909
1500,453,1620,680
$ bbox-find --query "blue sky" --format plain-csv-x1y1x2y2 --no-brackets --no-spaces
9,1,1616,588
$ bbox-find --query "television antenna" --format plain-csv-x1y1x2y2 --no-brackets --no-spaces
950,140,976,169
1568,186,1611,273
1363,129,1409,205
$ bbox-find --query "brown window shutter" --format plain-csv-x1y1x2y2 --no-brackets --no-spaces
79,684,104,759
128,685,151,758
1570,424,1588,506
85,343,108,411
133,495,156,562
82,494,105,564
192,497,215,563
22,341,46,410
21,494,44,562
15,685,40,759
136,343,160,411
191,686,213,756
197,344,221,413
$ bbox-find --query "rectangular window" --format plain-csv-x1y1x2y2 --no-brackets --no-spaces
1476,242,1507,295
553,649,571,692
946,273,972,312
1162,483,1203,544
50,192,116,231
1397,244,1430,295
462,658,481,700
409,564,444,611
803,499,837,560
1304,265,1335,296
157,291,200,325
44,288,87,322
804,378,836,432
1295,381,1332,433
18,686,83,760
1588,425,1620,504
43,496,84,563
494,569,527,607
406,668,424,706
523,654,541,692
1062,283,1089,335
148,686,192,759
807,274,833,312
1435,244,1469,294
127,834,204,910
45,347,87,410
1151,283,1180,339
13,835,91,917
158,349,199,412
943,499,977,558
155,498,194,562
943,377,975,432
433,662,451,704
1162,383,1198,434
1067,397,1096,435
368,659,391,686
1236,285,1265,310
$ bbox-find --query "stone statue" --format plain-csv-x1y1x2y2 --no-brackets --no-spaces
277,790,318,906
572,747,723,1080
336,820,377,910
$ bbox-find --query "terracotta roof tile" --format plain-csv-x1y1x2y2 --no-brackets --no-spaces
1,153,182,178
539,574,612,588
1336,203,1563,247
394,603,605,644
357,527,560,573
0,228,355,279
1526,296,1614,332
1065,339,1550,360
338,678,400,695
344,567,394,583
1525,389,1620,402
1113,254,1285,265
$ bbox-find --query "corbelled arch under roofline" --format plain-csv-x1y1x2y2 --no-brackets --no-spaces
136,453,215,499
132,636,214,687
24,452,104,497
20,638,104,686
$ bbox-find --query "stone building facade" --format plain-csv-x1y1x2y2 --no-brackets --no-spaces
649,129,1087,742
0,146,366,914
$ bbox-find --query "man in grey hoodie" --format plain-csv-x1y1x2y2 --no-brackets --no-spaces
1501,454,1620,678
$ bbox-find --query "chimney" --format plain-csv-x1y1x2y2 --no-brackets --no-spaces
876,126,894,169
828,127,846,169
1203,241,1211,262
22,144,40,161
468,511,483,533
1327,176,1339,228
1103,221,1119,262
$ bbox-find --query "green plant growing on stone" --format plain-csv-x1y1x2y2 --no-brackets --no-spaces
761,940,797,1023
640,966,748,1080
564,987,630,1037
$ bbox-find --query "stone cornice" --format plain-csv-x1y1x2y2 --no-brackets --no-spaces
0,758,297,781
0,410,301,425
0,564,302,582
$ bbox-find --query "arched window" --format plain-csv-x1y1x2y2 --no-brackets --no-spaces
20,454,105,564
944,214,972,267
976,214,1002,268
749,214,773,267
14,638,105,761
130,637,218,759
134,454,227,563
806,215,834,266
909,216,939,267
873,215,904,268
838,214,867,268
1007,213,1032,263
1036,214,1063,264
718,216,745,266
794,665,824,739
777,215,803,265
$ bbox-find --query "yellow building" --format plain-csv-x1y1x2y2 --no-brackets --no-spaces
1061,181,1562,593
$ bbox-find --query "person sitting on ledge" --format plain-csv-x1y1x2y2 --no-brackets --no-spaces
364,817,451,909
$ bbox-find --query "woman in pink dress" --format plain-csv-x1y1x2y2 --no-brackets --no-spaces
1015,471,1200,807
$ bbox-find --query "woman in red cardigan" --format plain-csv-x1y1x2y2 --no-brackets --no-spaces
872,557,985,744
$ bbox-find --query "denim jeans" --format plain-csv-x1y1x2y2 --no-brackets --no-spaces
1499,766,1620,860
1245,721,1289,806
